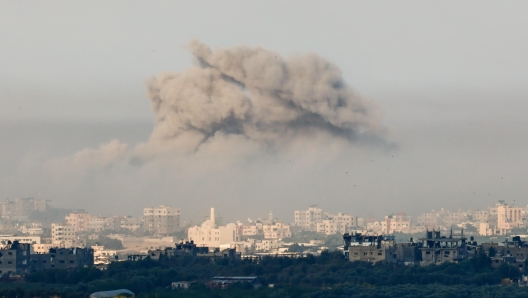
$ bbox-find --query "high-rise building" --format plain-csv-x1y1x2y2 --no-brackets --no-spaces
65,211,90,232
143,205,180,235
51,223,77,247
294,205,324,231
496,201,523,235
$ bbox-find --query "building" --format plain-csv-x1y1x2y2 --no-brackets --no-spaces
65,211,91,232
30,247,94,271
343,233,397,264
188,208,238,247
143,205,180,235
419,230,472,266
472,210,489,223
485,236,528,272
417,212,439,227
0,235,40,253
51,223,77,247
366,220,383,234
0,235,40,246
207,276,261,289
172,281,192,289
479,222,494,236
120,216,141,231
19,223,44,235
0,241,31,275
242,225,259,236
263,223,291,239
294,205,324,231
0,198,48,220
255,239,280,251
496,201,523,235
443,212,466,228
33,244,54,254
317,213,356,235
87,216,106,232
381,213,412,234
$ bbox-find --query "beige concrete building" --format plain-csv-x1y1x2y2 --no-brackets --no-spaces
263,223,291,239
255,239,280,251
19,223,44,235
417,212,439,227
294,205,323,231
242,225,259,236
87,216,106,231
317,212,356,235
65,211,90,232
143,205,180,235
366,220,382,234
497,201,523,235
472,210,489,223
419,231,471,266
381,213,412,234
344,234,397,264
479,222,493,236
443,212,466,227
33,243,54,254
0,197,48,219
51,223,77,247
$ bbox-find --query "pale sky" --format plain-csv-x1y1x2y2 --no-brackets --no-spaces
1,1,527,222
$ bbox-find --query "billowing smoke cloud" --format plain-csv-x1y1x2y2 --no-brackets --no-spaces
10,41,390,217
137,40,385,158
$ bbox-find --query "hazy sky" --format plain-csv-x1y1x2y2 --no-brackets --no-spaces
1,1,527,222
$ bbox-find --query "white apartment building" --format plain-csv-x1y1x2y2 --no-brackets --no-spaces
294,205,324,231
188,208,238,247
51,223,77,247
19,223,44,235
0,235,41,250
143,205,180,235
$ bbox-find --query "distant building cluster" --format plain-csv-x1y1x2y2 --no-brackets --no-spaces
0,193,527,275
294,205,357,235
0,240,93,275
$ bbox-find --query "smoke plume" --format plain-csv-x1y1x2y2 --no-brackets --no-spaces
138,40,384,158
21,40,390,215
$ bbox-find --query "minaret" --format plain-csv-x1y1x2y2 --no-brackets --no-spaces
210,207,216,228
269,211,273,221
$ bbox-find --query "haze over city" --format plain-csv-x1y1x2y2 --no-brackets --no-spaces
2,1,528,223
